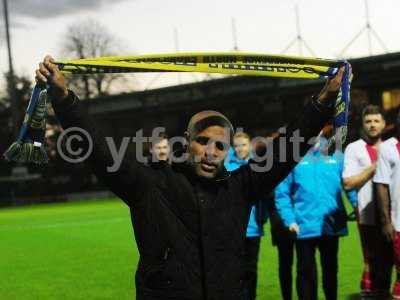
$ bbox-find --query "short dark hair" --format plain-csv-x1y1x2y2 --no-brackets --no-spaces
187,111,234,142
362,105,384,120
150,132,169,147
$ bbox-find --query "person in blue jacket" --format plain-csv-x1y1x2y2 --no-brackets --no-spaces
275,127,357,300
225,132,268,300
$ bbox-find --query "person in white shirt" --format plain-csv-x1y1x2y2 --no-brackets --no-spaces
342,105,390,297
374,112,400,300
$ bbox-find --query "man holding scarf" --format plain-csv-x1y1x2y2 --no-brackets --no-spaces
35,55,346,300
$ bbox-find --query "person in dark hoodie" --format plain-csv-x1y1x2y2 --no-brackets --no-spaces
35,55,346,300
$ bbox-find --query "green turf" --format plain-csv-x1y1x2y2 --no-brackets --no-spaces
0,199,363,299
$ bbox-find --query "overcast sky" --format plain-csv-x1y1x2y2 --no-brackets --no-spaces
1,0,399,90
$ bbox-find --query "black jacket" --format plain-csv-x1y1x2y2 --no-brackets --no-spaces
53,92,332,300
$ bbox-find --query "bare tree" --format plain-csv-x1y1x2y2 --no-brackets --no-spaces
62,19,129,99
1,72,32,118
0,72,33,150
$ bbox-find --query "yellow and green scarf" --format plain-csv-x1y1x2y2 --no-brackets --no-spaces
3,52,351,164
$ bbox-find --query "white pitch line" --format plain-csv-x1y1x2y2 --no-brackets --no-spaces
0,217,128,231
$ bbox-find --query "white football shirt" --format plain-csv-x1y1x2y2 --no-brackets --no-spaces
373,137,400,231
343,139,378,225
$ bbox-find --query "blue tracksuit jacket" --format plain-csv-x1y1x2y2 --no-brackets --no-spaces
275,140,351,239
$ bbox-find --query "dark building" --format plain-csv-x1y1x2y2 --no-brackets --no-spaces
1,52,400,205
86,52,400,141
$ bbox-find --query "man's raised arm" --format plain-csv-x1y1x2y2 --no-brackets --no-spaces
35,55,150,206
245,66,347,196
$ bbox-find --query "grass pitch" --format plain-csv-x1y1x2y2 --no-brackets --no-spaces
0,199,362,299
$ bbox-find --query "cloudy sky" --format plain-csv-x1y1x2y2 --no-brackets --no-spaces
0,0,399,90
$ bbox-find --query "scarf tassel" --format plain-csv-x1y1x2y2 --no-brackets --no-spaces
3,84,49,165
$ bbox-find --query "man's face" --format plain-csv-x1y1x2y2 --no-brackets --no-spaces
188,125,230,179
150,138,170,161
233,137,251,160
362,114,385,139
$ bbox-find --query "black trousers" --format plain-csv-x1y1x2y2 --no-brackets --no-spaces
270,209,296,300
244,237,261,300
296,236,339,300
276,238,295,300
374,226,393,292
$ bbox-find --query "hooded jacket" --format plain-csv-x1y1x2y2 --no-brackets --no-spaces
275,138,350,239
53,91,332,300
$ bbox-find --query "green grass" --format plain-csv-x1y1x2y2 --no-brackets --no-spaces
0,199,363,299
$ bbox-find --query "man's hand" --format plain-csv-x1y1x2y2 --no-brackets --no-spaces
382,222,395,242
288,223,300,235
35,55,69,100
317,65,351,103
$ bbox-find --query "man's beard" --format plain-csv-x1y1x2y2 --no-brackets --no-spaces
190,156,223,179
364,130,381,143
158,153,168,160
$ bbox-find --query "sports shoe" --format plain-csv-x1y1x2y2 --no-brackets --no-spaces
360,271,373,295
392,281,400,299
359,290,374,299
374,289,390,300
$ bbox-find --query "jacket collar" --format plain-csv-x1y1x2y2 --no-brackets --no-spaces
226,147,250,165
146,160,170,169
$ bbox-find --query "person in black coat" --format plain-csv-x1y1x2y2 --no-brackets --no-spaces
36,55,347,300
